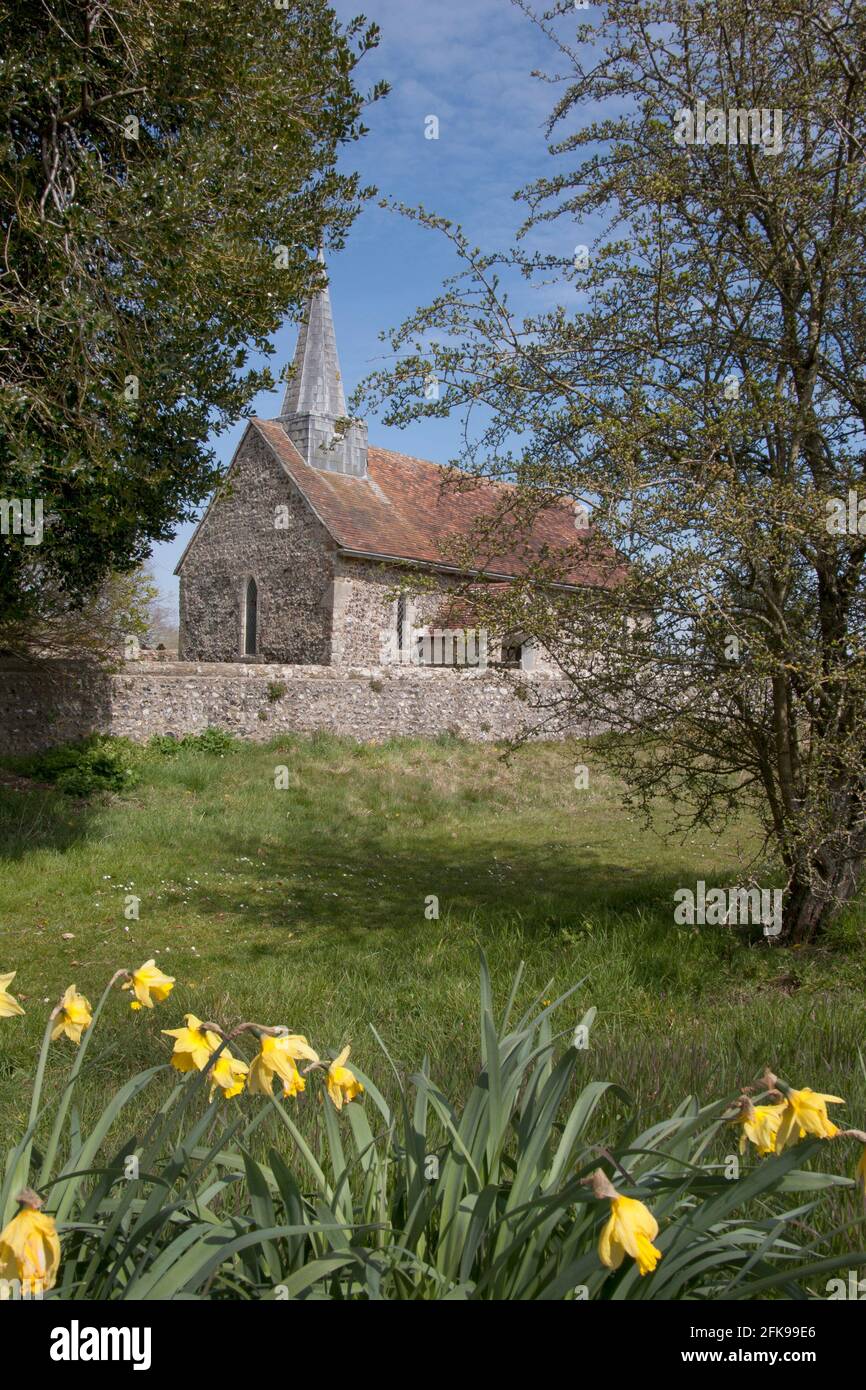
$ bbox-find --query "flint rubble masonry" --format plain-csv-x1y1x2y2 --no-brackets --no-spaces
0,660,586,756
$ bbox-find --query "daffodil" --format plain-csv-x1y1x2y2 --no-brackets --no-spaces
0,1190,60,1295
248,1033,319,1099
730,1097,786,1156
326,1046,364,1110
592,1169,662,1277
773,1085,845,1151
834,1128,866,1193
0,971,24,1019
123,959,175,1011
51,986,92,1045
162,1013,222,1072
162,1014,247,1098
209,1049,249,1101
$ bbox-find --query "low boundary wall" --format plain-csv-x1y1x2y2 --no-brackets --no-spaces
0,660,582,754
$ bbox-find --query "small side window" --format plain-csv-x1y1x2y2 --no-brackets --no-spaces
244,578,258,657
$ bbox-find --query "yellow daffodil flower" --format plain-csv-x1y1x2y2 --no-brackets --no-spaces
209,1050,249,1101
162,1014,246,1099
248,1033,319,1099
0,971,24,1019
591,1169,662,1277
162,1013,222,1072
51,986,92,1045
600,1197,662,1276
326,1046,364,1110
0,1190,60,1294
122,959,175,1011
774,1086,845,1151
730,1097,786,1157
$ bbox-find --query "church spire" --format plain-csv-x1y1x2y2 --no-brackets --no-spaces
280,249,347,418
278,250,367,478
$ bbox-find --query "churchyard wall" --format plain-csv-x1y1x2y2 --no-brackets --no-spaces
0,659,584,755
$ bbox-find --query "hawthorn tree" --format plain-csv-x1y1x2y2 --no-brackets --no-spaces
0,0,384,648
360,0,866,942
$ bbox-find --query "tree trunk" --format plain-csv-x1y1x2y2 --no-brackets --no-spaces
784,855,865,944
784,883,834,944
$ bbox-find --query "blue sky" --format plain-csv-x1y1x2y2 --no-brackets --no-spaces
149,0,581,611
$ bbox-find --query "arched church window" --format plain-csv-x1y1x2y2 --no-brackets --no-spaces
244,578,258,657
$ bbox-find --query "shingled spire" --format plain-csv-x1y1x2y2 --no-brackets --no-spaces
278,250,368,478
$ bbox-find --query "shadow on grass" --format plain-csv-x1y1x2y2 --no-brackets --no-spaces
0,785,98,861
178,819,760,956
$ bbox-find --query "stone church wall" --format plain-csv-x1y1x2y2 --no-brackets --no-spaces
0,660,585,755
330,557,460,667
179,429,335,664
329,558,560,673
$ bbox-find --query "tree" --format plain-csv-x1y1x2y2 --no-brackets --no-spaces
142,571,178,650
0,0,384,640
359,0,866,942
0,565,155,662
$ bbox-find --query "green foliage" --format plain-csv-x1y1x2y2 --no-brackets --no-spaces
358,2,866,941
146,728,237,758
0,0,386,634
180,728,238,757
266,682,287,703
22,736,141,798
3,957,862,1300
145,734,184,758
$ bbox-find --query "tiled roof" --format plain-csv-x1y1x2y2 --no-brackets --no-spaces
253,418,622,589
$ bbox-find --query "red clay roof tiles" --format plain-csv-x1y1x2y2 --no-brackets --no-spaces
252,418,621,590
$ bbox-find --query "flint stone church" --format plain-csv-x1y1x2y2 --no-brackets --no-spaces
175,262,604,672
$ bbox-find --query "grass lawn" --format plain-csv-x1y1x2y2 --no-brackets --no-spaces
1,732,864,1156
